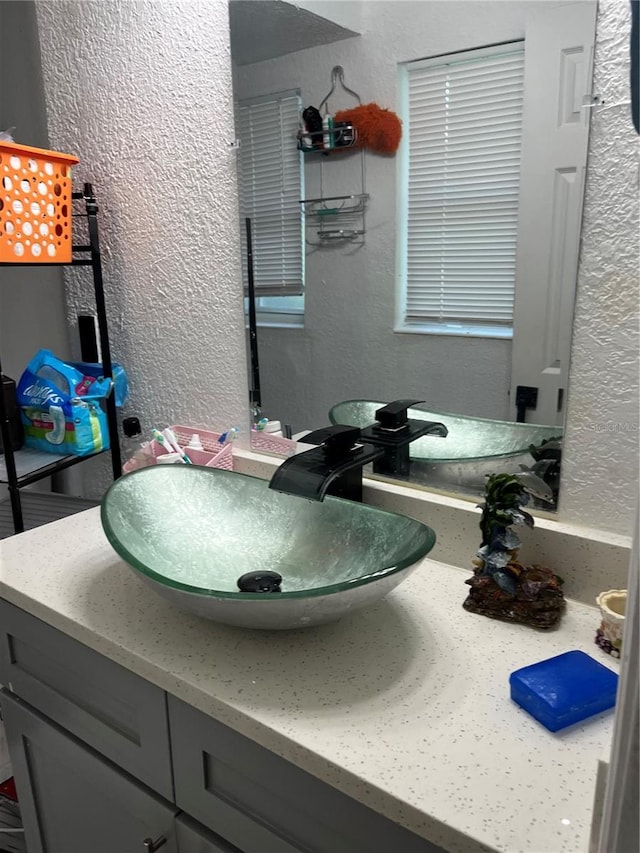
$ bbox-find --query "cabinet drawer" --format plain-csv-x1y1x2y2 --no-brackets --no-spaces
169,696,442,853
0,599,173,800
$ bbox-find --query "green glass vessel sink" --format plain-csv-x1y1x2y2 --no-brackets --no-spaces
101,466,436,630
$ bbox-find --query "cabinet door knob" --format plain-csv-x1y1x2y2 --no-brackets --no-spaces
143,837,167,852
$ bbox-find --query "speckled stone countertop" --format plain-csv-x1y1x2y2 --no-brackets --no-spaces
0,508,617,853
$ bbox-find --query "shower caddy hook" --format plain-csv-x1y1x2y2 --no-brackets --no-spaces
319,65,362,113
318,65,362,148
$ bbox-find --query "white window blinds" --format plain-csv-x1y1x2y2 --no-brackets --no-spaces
401,45,525,331
237,92,304,296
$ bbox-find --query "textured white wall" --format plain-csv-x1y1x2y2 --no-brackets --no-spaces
35,0,250,496
561,0,639,534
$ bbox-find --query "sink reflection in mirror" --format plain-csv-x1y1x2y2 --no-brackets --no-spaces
101,466,436,630
329,400,562,508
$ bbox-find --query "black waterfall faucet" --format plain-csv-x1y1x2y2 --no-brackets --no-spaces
359,399,449,478
268,425,384,502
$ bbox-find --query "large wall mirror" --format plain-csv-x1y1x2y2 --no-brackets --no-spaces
229,0,598,511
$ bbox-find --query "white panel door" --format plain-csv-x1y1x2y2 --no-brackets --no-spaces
510,1,597,425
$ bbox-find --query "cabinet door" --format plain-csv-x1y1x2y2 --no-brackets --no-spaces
0,599,173,799
1,690,178,853
175,813,239,853
169,696,443,853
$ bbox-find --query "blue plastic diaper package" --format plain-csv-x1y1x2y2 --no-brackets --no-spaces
16,349,127,456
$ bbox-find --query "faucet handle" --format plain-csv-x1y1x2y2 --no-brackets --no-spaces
303,424,361,457
375,399,425,430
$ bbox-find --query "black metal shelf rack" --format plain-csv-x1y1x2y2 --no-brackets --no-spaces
0,183,122,536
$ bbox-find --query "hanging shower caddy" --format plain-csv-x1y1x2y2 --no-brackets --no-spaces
298,67,369,245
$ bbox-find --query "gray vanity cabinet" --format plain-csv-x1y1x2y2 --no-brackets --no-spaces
0,690,179,853
0,600,444,853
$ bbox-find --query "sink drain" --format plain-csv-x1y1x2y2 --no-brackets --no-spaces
236,571,282,593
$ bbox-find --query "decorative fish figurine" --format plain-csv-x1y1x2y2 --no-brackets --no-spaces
515,471,554,503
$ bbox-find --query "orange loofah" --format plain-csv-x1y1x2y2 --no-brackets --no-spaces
334,103,402,154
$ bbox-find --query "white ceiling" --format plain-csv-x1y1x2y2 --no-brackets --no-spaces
229,0,359,66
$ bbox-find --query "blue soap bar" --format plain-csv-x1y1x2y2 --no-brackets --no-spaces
510,650,618,732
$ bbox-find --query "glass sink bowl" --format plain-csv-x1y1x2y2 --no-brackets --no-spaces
100,466,436,630
329,400,562,497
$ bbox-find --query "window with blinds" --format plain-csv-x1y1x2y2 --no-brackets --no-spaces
237,91,304,297
398,44,525,336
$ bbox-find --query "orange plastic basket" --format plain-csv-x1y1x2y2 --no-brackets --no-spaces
0,141,79,263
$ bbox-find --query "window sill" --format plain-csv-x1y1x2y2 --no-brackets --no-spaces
246,312,304,329
394,321,513,340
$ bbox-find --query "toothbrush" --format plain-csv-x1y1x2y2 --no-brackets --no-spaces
255,418,268,431
224,427,239,444
163,427,197,465
163,427,185,455
151,428,192,464
217,427,239,445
